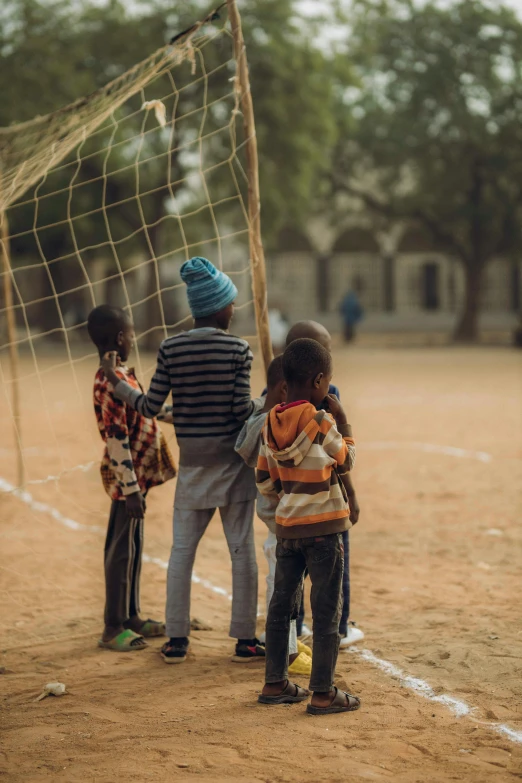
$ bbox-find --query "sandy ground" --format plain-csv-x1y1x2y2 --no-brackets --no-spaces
1,343,521,782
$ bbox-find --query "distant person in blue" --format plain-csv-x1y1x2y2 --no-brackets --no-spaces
340,285,364,343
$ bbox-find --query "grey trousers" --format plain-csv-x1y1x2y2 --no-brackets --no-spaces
104,500,143,628
166,500,258,639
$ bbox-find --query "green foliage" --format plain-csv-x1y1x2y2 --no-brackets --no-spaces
242,1,344,235
0,0,343,247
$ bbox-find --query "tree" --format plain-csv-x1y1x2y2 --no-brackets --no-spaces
0,1,342,343
334,0,522,341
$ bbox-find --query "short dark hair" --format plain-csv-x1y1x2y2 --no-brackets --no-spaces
285,320,331,348
282,338,332,385
87,305,130,350
266,355,284,390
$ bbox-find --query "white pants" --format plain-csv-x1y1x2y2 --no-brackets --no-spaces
264,531,298,655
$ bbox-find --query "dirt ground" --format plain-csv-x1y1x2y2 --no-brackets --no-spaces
1,342,521,782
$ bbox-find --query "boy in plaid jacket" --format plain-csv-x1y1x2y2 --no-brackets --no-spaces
88,305,176,652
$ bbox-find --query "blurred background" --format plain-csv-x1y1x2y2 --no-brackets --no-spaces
1,7,522,778
1,0,522,348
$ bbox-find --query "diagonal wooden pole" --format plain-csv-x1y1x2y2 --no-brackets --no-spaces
227,0,273,374
0,206,24,488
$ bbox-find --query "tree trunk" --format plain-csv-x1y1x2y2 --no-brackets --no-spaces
452,261,485,343
382,253,395,312
315,254,331,313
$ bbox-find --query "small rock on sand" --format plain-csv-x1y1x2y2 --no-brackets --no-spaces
190,618,213,631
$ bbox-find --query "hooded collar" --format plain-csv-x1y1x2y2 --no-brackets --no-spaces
264,401,328,467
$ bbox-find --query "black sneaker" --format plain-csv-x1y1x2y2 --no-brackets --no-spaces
231,638,266,663
161,637,189,664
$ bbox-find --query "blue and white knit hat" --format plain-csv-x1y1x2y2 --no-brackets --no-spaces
180,257,238,319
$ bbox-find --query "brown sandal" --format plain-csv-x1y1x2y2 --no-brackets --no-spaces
306,686,361,715
258,680,310,705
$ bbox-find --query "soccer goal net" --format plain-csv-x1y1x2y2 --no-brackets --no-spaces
0,1,270,499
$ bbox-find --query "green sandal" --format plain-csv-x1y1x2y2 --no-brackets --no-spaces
138,619,166,638
98,629,147,652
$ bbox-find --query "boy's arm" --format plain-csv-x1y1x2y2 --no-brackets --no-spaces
103,347,170,419
322,415,356,470
322,395,356,470
231,345,255,422
337,467,360,525
256,443,279,501
98,384,144,515
157,404,174,425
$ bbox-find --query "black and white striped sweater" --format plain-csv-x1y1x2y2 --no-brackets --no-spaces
114,328,255,467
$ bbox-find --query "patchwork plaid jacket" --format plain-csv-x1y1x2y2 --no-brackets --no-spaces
93,366,176,501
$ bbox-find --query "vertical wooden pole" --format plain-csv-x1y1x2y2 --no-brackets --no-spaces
0,207,24,488
227,0,273,373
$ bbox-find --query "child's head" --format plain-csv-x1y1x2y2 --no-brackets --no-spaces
282,338,332,408
180,256,238,330
286,320,332,354
87,305,134,362
264,355,286,409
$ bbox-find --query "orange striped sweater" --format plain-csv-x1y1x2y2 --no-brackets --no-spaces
256,400,356,538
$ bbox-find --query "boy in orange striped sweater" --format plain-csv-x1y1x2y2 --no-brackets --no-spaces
256,338,361,715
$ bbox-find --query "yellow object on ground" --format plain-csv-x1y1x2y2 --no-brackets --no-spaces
288,652,312,677
297,639,312,657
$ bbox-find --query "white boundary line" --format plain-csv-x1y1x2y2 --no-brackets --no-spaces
0,477,228,600
0,440,492,492
2,475,521,746
360,442,492,463
0,461,96,491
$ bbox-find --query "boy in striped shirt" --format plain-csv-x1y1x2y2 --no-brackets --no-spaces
257,338,361,714
102,257,263,664
279,321,363,647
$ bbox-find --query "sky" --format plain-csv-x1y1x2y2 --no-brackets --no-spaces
295,0,522,47
297,0,522,17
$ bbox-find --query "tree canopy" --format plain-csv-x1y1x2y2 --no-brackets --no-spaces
0,0,345,242
2,0,522,342
0,0,348,340
333,0,522,340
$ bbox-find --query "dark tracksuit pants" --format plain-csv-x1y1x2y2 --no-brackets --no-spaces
266,533,344,693
103,500,143,628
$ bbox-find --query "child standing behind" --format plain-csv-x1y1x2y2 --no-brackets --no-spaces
88,305,176,652
235,356,313,676
102,257,263,664
257,338,361,714
282,321,363,648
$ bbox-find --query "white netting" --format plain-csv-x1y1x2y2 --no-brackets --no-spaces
0,4,266,646
0,5,261,490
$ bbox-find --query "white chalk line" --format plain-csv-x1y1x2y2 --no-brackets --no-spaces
0,477,228,601
0,460,96,491
360,442,492,464
0,440,492,493
2,476,521,747
348,649,522,744
350,648,470,718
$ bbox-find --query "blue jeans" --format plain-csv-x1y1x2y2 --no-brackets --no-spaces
297,530,350,636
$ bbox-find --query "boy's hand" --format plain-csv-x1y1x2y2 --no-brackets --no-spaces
157,404,174,424
348,492,360,526
125,491,146,520
101,351,121,386
325,394,347,424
